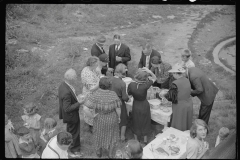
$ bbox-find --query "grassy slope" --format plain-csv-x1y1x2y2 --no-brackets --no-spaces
6,4,236,157
187,5,236,149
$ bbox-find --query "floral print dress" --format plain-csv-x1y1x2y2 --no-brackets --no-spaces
81,66,101,126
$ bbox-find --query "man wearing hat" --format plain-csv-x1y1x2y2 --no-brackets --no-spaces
41,131,73,158
98,53,110,76
150,56,173,89
91,35,106,57
108,34,131,75
138,42,162,69
186,67,219,125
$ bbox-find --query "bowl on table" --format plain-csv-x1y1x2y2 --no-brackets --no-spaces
148,99,161,110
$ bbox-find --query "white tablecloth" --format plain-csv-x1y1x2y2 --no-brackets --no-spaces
142,127,190,159
125,98,172,126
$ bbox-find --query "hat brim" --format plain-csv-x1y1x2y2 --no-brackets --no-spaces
96,41,106,44
168,68,186,73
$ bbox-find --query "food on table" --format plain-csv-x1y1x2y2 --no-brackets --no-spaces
170,134,176,139
169,145,180,155
156,147,169,156
163,108,170,112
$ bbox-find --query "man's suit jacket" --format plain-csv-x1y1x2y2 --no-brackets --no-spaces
188,67,219,106
91,43,105,57
108,43,131,69
138,49,161,69
58,82,80,124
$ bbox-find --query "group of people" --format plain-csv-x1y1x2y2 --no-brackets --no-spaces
5,103,75,158
5,34,235,159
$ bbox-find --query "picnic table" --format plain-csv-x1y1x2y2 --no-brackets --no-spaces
142,127,190,159
125,98,172,129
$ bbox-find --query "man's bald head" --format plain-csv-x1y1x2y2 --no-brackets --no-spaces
64,68,77,84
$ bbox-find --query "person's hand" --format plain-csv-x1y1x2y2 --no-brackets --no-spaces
24,123,30,129
141,67,151,73
108,68,114,72
204,141,209,150
116,56,122,62
121,135,125,142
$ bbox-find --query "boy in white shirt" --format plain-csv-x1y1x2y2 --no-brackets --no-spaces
179,49,195,69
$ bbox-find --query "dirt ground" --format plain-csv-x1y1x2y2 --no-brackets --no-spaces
6,4,236,158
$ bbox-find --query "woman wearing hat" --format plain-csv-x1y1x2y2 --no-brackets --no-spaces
150,56,173,89
159,65,193,131
84,77,122,158
127,67,157,145
81,56,102,133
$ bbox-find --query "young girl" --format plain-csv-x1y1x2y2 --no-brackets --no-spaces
5,114,22,158
186,119,209,159
17,126,40,158
21,102,41,145
38,118,58,154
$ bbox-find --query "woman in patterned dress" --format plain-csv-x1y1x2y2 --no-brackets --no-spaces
84,77,122,158
80,56,103,133
127,67,157,145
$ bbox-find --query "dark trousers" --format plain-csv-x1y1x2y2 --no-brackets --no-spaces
198,101,214,125
67,120,80,152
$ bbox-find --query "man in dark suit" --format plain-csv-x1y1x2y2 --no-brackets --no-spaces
108,34,131,75
202,129,236,159
91,35,108,75
138,42,162,69
58,68,85,157
187,67,219,124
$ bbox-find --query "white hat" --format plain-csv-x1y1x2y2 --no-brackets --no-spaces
168,64,186,73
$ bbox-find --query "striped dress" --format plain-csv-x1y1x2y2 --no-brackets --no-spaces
84,88,122,157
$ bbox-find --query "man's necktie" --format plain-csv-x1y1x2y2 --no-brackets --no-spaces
101,47,105,53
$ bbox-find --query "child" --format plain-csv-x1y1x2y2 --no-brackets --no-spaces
114,140,143,159
5,114,22,158
21,102,41,145
38,118,58,154
215,127,230,147
17,126,40,158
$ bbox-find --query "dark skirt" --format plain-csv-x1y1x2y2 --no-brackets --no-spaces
119,99,128,128
132,100,151,137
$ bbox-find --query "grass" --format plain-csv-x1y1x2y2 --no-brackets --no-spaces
5,4,236,158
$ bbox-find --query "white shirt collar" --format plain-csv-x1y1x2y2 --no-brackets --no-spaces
65,81,75,93
115,43,121,50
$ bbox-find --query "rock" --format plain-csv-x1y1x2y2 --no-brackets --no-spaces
167,15,175,19
83,48,88,51
17,49,29,53
152,15,162,19
7,39,17,45
207,29,211,32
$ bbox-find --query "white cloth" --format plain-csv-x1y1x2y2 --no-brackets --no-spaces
64,81,77,99
179,59,195,69
215,135,221,147
41,135,68,159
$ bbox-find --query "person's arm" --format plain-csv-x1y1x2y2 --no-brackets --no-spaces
127,83,132,96
186,140,199,159
138,53,144,68
120,47,131,63
108,46,113,68
142,67,157,82
62,93,81,113
163,83,178,103
190,77,204,97
121,83,129,102
5,128,12,142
